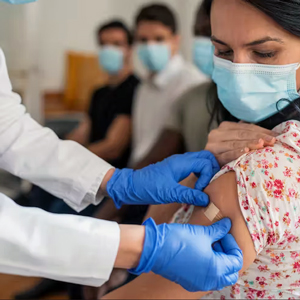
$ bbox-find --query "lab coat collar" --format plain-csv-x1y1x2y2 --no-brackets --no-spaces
152,55,184,89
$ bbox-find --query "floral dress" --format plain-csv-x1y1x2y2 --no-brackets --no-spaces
172,121,300,299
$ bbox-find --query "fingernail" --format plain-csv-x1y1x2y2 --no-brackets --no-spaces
265,136,275,142
245,147,250,153
258,139,264,145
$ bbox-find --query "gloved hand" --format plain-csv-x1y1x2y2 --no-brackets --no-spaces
107,151,220,208
129,218,243,292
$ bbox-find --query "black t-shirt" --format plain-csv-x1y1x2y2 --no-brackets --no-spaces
88,74,140,168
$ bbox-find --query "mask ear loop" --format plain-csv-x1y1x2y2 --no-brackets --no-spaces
276,98,300,116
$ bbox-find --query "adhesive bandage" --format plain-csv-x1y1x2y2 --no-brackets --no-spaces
204,202,223,222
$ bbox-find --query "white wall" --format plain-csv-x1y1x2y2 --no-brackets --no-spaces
0,0,202,92
38,0,202,91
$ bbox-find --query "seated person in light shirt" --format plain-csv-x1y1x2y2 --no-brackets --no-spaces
129,3,207,168
101,120,300,299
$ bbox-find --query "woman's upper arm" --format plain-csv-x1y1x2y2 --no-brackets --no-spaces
103,172,256,300
190,172,257,274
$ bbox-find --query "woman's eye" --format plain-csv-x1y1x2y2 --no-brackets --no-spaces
217,50,233,57
254,51,276,58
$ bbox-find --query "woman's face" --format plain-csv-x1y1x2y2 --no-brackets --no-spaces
211,0,300,89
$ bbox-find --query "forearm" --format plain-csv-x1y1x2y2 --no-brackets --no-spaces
135,130,184,170
88,140,125,161
0,193,120,287
66,131,88,145
114,224,145,269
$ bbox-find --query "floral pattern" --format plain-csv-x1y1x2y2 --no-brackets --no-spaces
172,121,300,299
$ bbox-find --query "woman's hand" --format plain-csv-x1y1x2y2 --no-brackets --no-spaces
206,122,277,166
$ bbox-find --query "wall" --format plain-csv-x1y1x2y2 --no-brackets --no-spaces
38,0,202,91
0,0,202,92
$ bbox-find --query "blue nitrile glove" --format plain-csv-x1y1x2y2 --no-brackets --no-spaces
107,151,220,208
129,218,243,292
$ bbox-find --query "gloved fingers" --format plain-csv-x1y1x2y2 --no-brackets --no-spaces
185,151,220,175
192,159,214,191
219,234,243,273
207,218,232,243
213,241,224,253
220,234,243,256
219,272,239,289
170,184,210,206
173,157,213,183
215,250,243,275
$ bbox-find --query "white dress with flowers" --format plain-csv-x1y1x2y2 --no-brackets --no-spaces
172,121,300,299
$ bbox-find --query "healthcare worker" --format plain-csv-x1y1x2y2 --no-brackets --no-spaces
0,0,243,293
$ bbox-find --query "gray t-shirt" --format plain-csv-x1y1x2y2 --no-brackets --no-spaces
164,82,217,152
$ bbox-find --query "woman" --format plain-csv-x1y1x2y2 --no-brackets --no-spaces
101,0,300,298
205,0,300,165
103,120,300,299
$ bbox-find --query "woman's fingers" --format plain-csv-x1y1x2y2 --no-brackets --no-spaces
208,128,276,144
207,139,265,154
219,121,277,137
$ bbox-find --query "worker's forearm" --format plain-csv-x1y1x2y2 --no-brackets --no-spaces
114,224,145,269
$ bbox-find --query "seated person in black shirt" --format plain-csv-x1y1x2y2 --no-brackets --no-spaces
14,20,140,300
68,20,139,168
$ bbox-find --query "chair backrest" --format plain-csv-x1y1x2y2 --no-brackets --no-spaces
64,51,109,111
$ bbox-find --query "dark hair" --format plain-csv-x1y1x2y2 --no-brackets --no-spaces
135,4,178,34
207,0,300,130
97,20,133,46
194,0,212,37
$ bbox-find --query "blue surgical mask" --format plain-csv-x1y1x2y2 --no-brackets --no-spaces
137,43,171,72
212,56,300,123
0,0,36,3
98,46,124,75
193,37,215,77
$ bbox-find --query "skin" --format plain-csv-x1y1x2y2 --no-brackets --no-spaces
205,0,300,166
135,21,180,60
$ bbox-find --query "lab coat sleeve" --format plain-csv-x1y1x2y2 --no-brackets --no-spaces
0,193,120,286
0,48,113,212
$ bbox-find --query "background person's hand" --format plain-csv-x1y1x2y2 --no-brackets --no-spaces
205,121,277,167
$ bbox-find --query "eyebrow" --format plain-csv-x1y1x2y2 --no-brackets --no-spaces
211,35,284,47
245,36,284,46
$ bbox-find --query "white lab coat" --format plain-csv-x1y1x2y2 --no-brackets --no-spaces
0,48,120,286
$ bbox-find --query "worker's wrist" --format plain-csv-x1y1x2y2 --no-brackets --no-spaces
114,224,145,269
128,218,160,275
100,168,115,196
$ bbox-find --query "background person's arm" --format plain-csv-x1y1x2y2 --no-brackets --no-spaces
66,116,91,146
103,172,255,300
134,129,184,170
88,115,131,160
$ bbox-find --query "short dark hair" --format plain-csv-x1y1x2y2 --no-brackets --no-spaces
194,0,212,37
135,4,178,34
97,20,133,45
